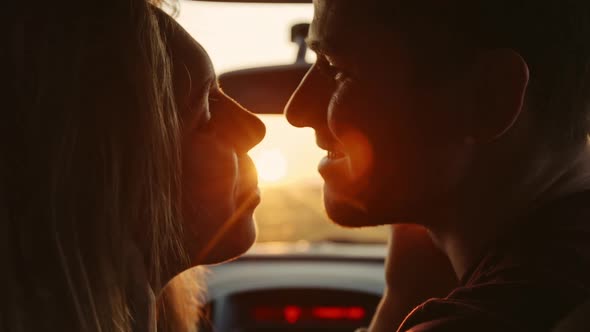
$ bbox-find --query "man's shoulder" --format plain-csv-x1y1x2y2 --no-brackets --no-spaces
397,295,510,332
400,316,502,332
398,279,585,332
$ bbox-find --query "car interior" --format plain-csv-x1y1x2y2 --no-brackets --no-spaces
178,1,590,331
178,1,388,331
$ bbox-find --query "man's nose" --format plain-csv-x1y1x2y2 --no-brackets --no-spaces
213,93,266,153
284,64,335,129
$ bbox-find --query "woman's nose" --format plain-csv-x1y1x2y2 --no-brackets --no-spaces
213,93,266,153
284,64,335,129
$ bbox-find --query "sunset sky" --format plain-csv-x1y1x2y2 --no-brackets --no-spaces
176,1,324,186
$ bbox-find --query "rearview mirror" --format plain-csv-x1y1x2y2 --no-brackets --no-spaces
196,0,311,3
219,63,311,114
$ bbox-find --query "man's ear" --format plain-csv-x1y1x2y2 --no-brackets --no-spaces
463,49,530,143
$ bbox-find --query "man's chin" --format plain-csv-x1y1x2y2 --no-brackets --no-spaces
323,185,387,227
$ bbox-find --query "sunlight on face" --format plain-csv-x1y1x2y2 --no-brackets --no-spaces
251,148,288,184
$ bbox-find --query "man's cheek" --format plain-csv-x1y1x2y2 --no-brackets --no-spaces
327,82,375,132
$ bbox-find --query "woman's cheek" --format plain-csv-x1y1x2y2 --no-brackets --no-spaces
182,135,238,213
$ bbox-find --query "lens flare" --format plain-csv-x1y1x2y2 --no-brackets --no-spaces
339,130,373,183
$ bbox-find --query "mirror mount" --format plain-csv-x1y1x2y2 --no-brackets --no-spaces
291,23,310,64
195,0,311,3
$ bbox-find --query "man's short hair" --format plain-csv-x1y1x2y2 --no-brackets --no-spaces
385,0,590,145
456,0,590,145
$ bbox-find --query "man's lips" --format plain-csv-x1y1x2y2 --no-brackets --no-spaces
316,136,348,182
318,151,350,188
317,141,346,159
327,150,346,159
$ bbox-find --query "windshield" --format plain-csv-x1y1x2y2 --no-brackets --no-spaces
176,1,388,244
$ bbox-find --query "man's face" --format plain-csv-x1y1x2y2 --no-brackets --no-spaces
285,0,469,226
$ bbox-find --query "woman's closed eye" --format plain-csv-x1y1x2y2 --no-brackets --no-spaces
194,96,214,132
195,89,224,132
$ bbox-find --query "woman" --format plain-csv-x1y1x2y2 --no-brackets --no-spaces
2,0,265,331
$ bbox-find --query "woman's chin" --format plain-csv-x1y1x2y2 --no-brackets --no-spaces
198,215,257,265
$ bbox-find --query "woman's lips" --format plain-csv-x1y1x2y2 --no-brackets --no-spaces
236,155,260,207
236,187,261,209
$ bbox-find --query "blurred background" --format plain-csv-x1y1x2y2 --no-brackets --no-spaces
176,0,388,244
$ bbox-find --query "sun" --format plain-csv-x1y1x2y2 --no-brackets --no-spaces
251,148,288,184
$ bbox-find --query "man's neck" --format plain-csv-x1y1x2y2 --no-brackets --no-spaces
429,142,590,280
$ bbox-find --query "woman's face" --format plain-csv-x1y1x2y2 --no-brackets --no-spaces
168,20,266,265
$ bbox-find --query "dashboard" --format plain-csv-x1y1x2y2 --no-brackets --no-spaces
200,242,387,332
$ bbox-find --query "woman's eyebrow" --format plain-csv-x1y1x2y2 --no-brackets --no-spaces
183,60,215,96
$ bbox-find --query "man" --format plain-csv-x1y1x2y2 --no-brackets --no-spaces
285,0,590,331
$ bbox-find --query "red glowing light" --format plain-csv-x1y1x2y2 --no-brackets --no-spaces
313,307,346,319
347,307,366,320
254,305,366,323
312,306,366,320
284,306,302,324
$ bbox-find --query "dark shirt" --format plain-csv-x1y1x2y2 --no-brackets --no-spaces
397,191,590,332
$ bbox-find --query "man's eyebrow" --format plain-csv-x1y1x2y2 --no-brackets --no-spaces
305,37,336,56
305,38,320,52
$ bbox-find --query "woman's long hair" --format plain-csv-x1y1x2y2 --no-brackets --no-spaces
2,0,188,330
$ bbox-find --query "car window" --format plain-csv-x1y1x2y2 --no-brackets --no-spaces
176,1,388,244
